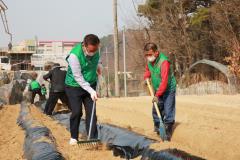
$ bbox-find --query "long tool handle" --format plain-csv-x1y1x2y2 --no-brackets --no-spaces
88,81,99,140
146,79,167,141
146,79,161,118
88,100,96,140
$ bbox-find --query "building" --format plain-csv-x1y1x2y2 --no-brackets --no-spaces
38,41,78,54
0,40,79,70
0,40,35,70
32,40,79,70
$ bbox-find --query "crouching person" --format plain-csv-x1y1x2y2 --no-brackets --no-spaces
29,72,42,104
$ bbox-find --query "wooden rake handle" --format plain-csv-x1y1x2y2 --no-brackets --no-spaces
146,79,161,118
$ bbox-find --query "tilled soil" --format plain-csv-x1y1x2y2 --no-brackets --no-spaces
0,105,25,160
97,95,240,160
29,106,122,160
1,95,240,160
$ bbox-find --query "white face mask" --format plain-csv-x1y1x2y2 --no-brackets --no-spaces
87,52,95,57
147,55,156,62
84,46,95,57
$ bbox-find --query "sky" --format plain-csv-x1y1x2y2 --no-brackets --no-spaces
0,0,145,47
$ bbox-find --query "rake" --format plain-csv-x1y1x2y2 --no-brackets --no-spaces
78,95,101,148
146,78,167,141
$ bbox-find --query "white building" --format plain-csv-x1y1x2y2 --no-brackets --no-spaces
32,41,79,70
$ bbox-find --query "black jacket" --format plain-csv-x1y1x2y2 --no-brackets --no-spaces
43,67,66,92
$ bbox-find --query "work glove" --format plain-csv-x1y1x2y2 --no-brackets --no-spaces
143,79,149,87
144,79,148,86
152,96,159,104
90,91,98,101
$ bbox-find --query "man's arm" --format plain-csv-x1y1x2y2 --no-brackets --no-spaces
144,64,151,80
68,54,95,94
155,61,170,97
43,70,52,81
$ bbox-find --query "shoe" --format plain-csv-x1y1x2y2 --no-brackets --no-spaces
69,138,78,145
165,123,174,141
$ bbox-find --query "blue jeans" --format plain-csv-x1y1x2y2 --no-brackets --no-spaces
152,90,176,127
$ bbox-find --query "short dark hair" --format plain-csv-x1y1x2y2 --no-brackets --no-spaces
83,34,100,46
144,42,158,52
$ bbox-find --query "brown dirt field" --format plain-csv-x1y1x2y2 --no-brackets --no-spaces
0,105,25,160
96,95,240,160
1,95,240,160
29,106,122,160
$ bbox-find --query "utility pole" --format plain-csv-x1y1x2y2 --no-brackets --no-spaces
123,27,127,97
113,0,120,97
105,47,110,97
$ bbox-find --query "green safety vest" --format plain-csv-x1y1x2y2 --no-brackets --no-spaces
41,87,47,95
65,43,99,87
30,80,41,90
148,53,176,92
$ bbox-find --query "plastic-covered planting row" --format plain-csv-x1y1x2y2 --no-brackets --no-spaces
36,101,153,159
35,101,205,160
17,101,64,160
0,71,34,105
141,148,206,160
0,80,26,105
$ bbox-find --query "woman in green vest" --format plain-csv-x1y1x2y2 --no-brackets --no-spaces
28,72,43,104
65,34,100,145
143,42,176,141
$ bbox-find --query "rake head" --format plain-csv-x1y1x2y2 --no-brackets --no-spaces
77,139,102,149
159,123,168,141
159,127,168,141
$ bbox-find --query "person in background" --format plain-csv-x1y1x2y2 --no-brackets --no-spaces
41,84,47,100
29,72,42,104
143,42,177,141
43,63,68,115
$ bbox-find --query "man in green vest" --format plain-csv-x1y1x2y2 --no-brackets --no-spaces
65,34,100,145
143,42,176,141
29,72,43,104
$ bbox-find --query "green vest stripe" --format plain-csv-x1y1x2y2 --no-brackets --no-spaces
65,43,99,87
148,53,176,92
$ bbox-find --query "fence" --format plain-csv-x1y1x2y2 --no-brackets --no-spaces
177,81,238,95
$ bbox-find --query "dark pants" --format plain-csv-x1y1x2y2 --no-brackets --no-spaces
44,92,69,115
65,85,97,140
152,90,176,127
42,95,46,101
31,89,42,104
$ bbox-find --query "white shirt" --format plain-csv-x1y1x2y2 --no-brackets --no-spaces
68,54,95,94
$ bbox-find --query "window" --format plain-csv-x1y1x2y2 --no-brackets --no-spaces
1,57,9,63
28,46,36,51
